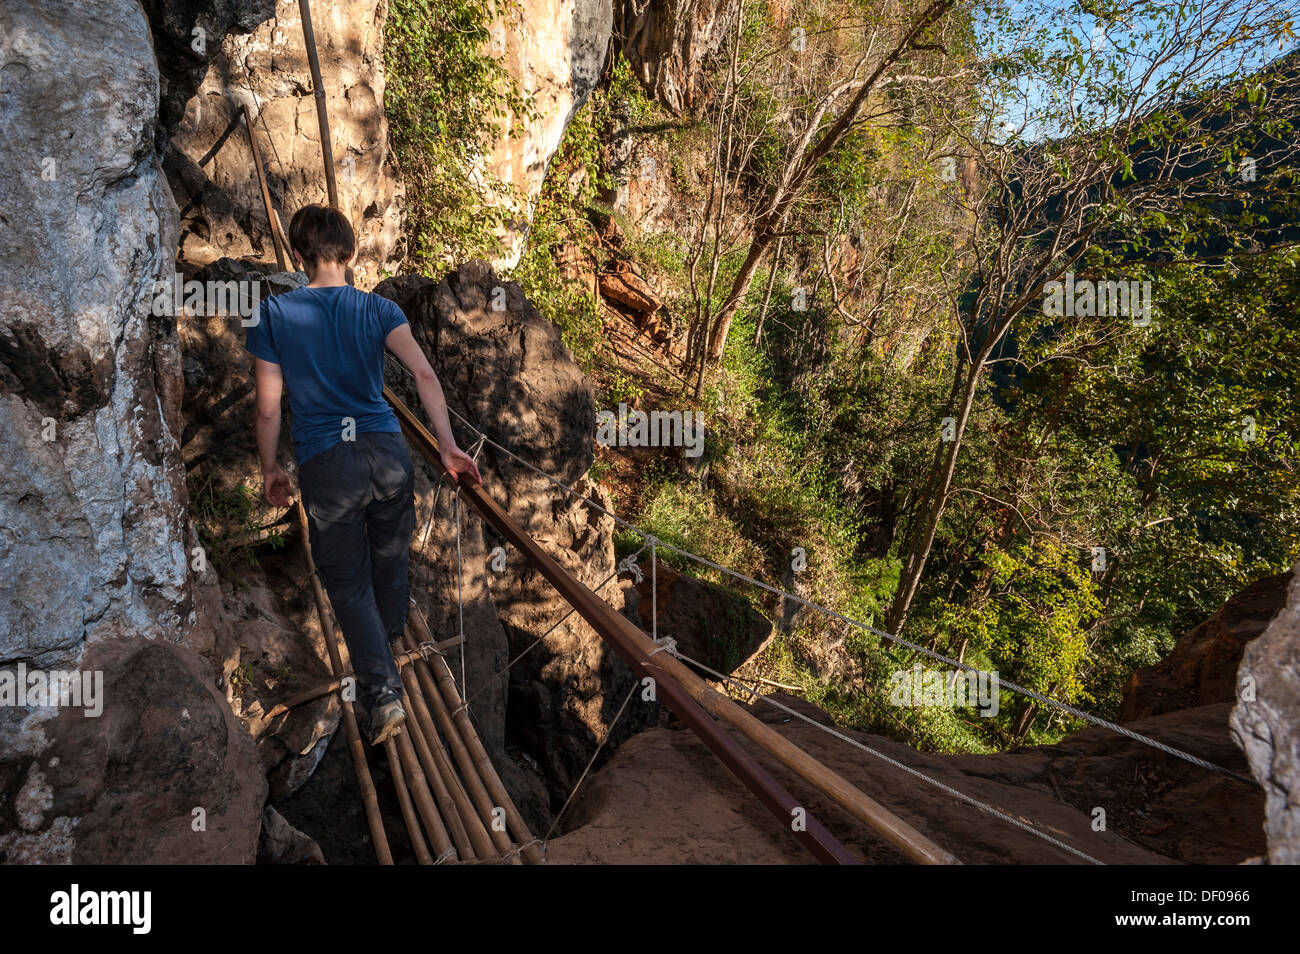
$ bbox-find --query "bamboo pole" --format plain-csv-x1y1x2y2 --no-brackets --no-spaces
272,208,293,270
297,0,339,209
294,500,393,864
395,677,478,859
406,614,541,864
240,104,288,270
398,623,520,863
385,389,955,864
383,736,433,864
393,726,454,860
397,650,492,859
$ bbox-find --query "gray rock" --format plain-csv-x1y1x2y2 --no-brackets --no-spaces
0,0,191,660
1231,561,1300,863
0,638,266,863
258,803,325,864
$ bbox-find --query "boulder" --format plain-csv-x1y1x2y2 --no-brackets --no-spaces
1231,562,1300,863
0,638,265,863
376,263,659,796
257,803,325,864
1120,570,1292,721
599,260,662,317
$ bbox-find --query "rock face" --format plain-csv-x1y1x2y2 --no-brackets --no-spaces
377,263,659,797
481,0,613,268
0,0,278,864
1231,562,1300,863
615,0,740,114
1121,570,1292,721
160,0,402,288
0,0,192,659
141,0,277,131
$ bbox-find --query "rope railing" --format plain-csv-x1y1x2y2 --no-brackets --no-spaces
400,361,1250,786
379,353,1266,866
386,385,936,864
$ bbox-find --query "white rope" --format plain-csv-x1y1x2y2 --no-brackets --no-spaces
616,552,644,583
429,396,1251,784
433,845,458,865
646,635,676,658
650,535,658,643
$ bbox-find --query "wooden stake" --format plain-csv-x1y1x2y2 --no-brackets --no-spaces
240,104,288,270
297,0,339,209
294,500,393,864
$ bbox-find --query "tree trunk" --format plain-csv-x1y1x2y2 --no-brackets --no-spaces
754,232,785,345
704,221,774,365
886,357,983,634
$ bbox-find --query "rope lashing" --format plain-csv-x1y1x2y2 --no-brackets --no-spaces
616,552,644,583
646,635,677,658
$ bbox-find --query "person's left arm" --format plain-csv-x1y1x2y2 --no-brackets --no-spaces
255,358,293,507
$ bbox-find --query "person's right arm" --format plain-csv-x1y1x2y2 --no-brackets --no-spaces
384,323,482,487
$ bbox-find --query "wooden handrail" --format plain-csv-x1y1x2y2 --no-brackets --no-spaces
385,385,961,864
384,387,873,864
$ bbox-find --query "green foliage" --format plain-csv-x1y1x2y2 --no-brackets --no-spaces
602,368,645,407
386,0,534,268
187,473,285,574
508,71,617,369
936,539,1101,706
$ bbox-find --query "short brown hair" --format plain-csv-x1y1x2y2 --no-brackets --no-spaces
288,204,355,267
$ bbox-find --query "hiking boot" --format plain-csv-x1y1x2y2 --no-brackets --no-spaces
368,691,406,746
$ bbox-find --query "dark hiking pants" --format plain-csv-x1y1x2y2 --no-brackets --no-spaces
299,430,415,709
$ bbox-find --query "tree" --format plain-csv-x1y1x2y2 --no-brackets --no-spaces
684,0,966,395
885,0,1300,634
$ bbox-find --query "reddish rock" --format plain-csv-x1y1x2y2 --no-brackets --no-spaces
1120,570,1292,721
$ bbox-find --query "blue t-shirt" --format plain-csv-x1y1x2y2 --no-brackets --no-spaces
244,284,409,466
